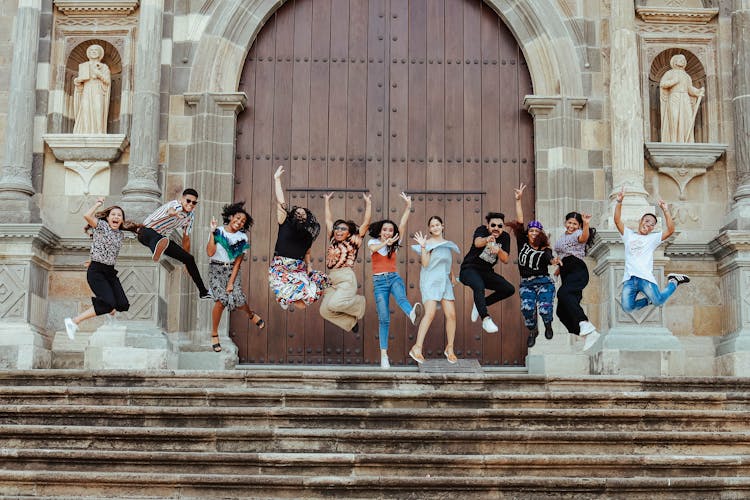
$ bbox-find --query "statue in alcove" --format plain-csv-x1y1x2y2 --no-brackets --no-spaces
73,44,111,134
659,54,704,143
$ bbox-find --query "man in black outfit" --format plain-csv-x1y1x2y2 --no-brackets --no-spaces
459,212,515,333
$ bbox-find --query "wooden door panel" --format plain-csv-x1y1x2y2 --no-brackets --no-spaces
234,0,533,366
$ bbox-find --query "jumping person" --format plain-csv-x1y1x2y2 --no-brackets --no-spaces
137,188,212,299
269,166,328,310
554,211,600,351
64,198,141,339
506,183,559,348
408,216,461,364
459,212,515,333
614,185,690,314
206,202,265,353
368,192,424,369
319,191,372,332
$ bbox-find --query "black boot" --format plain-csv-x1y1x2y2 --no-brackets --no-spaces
544,322,554,340
527,328,539,348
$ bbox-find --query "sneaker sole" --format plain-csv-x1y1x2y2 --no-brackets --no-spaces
153,238,169,262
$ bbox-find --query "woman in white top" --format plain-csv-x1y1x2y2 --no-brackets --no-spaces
206,202,264,353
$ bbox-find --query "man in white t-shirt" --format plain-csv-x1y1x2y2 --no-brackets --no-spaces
614,185,690,313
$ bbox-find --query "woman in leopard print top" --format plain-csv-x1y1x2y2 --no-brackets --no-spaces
63,197,141,340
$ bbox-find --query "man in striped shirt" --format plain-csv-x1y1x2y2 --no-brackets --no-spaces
137,188,212,299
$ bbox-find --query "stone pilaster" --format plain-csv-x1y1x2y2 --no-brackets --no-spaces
0,224,59,368
178,92,246,370
121,0,164,221
0,0,42,223
710,231,750,375
725,3,750,229
608,0,650,217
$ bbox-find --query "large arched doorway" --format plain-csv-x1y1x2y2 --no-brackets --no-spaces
232,0,534,366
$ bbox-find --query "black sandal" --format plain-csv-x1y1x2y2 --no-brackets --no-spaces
251,313,265,330
211,335,222,352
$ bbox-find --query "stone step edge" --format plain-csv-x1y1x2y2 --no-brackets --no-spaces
3,370,750,392
1,386,745,403
3,448,749,468
2,425,749,443
2,404,748,422
1,470,750,492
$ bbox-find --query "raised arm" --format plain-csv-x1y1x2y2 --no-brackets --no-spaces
359,193,372,237
83,197,104,228
658,200,675,241
514,183,526,224
414,231,431,268
397,192,412,235
274,166,287,225
206,217,218,257
323,192,334,235
614,185,625,235
578,213,591,243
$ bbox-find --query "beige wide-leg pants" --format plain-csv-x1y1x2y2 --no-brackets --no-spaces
319,267,366,331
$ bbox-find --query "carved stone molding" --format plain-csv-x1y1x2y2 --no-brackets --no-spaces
636,6,719,25
644,142,727,200
54,0,139,17
523,95,561,116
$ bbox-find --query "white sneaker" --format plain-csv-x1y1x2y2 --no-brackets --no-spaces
409,302,425,326
380,353,390,369
579,321,597,336
583,331,601,352
482,316,499,333
64,317,78,340
471,304,479,323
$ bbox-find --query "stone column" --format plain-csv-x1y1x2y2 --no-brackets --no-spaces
0,0,42,223
584,1,684,375
712,2,750,375
179,92,246,370
121,0,164,221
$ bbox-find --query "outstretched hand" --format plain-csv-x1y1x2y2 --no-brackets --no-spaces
514,183,526,200
323,192,334,202
616,185,625,203
414,231,428,248
209,217,218,231
581,213,592,224
362,192,372,203
657,199,669,212
400,191,412,207
274,165,284,179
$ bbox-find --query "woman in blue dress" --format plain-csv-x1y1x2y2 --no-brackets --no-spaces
409,216,461,364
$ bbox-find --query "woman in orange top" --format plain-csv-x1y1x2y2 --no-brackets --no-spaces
367,192,424,369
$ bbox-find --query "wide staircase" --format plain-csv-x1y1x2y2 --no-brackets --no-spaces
1,369,749,499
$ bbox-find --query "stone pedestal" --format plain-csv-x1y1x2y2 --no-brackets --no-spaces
589,232,685,376
84,321,178,369
644,142,727,200
43,134,129,194
0,224,59,368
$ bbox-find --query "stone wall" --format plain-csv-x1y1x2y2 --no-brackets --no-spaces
0,0,18,166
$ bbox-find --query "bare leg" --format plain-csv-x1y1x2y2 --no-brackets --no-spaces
73,307,99,326
211,302,225,336
441,299,457,354
292,300,307,310
413,300,438,350
237,303,265,328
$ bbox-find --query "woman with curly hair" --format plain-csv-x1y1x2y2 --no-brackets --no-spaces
63,197,141,340
206,201,264,353
319,190,372,332
269,166,329,310
367,192,424,369
505,184,560,348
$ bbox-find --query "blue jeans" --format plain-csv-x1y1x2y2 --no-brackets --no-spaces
620,276,677,313
519,276,555,329
373,272,413,350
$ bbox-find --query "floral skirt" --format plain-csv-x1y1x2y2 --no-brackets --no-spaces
209,262,247,311
268,256,329,308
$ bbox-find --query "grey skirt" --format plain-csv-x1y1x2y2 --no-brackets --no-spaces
208,261,247,310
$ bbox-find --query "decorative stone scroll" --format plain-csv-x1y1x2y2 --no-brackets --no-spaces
43,134,129,194
644,142,727,200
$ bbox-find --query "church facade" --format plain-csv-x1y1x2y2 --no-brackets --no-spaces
0,0,748,376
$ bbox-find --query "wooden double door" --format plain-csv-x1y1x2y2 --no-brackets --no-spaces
232,0,535,366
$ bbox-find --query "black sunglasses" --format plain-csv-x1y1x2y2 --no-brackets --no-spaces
184,199,198,205
489,223,503,228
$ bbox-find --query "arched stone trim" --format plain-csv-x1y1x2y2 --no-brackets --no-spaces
187,0,584,97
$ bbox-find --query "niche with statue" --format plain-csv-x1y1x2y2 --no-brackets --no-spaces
44,40,128,195
644,48,726,200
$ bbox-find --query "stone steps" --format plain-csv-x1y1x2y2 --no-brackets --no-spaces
1,370,749,497
1,405,748,432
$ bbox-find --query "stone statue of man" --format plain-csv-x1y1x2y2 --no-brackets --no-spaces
73,44,111,134
659,54,704,143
